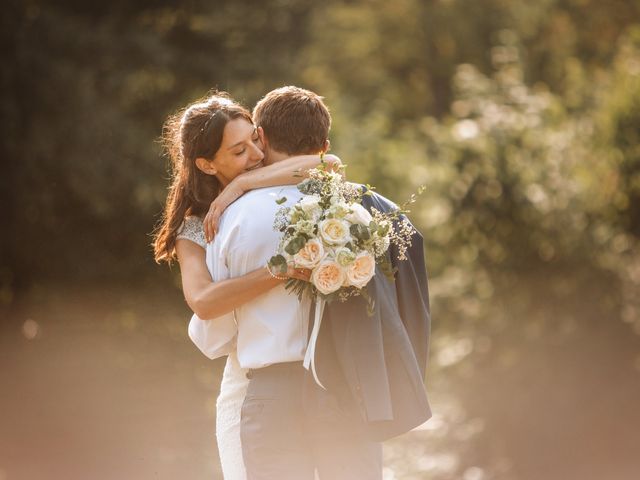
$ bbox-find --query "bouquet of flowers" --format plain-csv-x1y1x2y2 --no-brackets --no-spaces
268,161,421,309
268,160,422,387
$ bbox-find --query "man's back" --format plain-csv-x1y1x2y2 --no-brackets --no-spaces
207,185,312,369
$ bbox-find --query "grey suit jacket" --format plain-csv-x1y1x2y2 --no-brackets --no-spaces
313,189,432,441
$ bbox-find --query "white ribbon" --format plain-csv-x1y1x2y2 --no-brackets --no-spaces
303,297,326,389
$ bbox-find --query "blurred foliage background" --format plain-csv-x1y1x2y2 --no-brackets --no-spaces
2,1,640,479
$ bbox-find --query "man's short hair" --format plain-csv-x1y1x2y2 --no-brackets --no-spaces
253,86,331,155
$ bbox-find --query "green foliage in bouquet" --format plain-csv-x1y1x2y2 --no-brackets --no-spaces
268,158,424,308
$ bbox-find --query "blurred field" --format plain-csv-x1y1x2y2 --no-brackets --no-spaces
1,283,639,480
0,284,224,480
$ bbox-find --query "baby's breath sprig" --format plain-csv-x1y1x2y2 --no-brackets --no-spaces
397,184,427,213
369,184,426,262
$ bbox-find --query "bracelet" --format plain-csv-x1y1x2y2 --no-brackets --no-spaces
265,263,288,281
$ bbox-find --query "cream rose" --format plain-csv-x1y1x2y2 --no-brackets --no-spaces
312,260,346,295
346,252,376,288
318,218,351,245
344,203,373,226
293,238,324,268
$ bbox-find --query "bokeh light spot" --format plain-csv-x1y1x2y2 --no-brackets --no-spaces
22,319,40,340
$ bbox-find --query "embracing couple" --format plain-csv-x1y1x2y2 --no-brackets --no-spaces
153,86,432,479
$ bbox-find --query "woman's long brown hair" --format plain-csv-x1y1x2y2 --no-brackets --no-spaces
153,92,252,263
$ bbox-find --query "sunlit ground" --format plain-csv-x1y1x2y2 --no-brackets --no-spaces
1,283,639,480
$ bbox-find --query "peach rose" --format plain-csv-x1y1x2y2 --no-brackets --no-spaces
346,252,376,288
312,260,346,295
293,238,324,269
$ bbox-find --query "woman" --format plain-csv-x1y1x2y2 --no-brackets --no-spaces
153,92,339,479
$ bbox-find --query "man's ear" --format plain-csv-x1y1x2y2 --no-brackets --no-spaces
257,126,267,149
195,157,217,175
322,139,330,153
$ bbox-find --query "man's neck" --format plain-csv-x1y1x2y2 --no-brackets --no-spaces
267,149,292,164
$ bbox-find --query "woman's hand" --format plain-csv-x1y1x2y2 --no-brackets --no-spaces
203,178,247,242
321,153,343,175
203,153,343,242
266,263,312,282
264,264,311,282
285,265,312,282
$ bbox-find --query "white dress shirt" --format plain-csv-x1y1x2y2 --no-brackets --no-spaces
188,186,311,369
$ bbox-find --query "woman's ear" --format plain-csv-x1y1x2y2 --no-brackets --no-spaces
195,157,217,175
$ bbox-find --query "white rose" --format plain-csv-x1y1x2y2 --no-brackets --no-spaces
299,195,323,221
318,218,351,245
328,201,350,219
293,238,324,269
346,252,376,288
345,203,373,226
312,260,346,295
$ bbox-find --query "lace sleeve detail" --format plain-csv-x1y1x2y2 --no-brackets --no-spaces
176,216,206,249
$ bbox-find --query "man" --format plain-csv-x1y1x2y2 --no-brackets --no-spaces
203,86,383,479
192,86,432,478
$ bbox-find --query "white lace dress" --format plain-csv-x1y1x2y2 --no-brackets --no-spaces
177,216,249,480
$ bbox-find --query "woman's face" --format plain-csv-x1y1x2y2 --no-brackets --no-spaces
198,118,265,187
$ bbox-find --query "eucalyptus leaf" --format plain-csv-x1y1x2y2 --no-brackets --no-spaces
284,236,306,255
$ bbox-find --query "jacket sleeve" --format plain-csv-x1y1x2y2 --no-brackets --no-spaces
389,222,431,378
364,189,432,378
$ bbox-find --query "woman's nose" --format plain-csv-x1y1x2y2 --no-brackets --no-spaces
253,135,265,153
251,142,264,161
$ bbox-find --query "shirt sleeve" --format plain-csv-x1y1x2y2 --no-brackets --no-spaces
187,223,238,360
188,311,236,360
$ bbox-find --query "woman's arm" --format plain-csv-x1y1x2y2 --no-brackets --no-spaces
176,239,309,320
203,153,342,241
235,153,343,191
